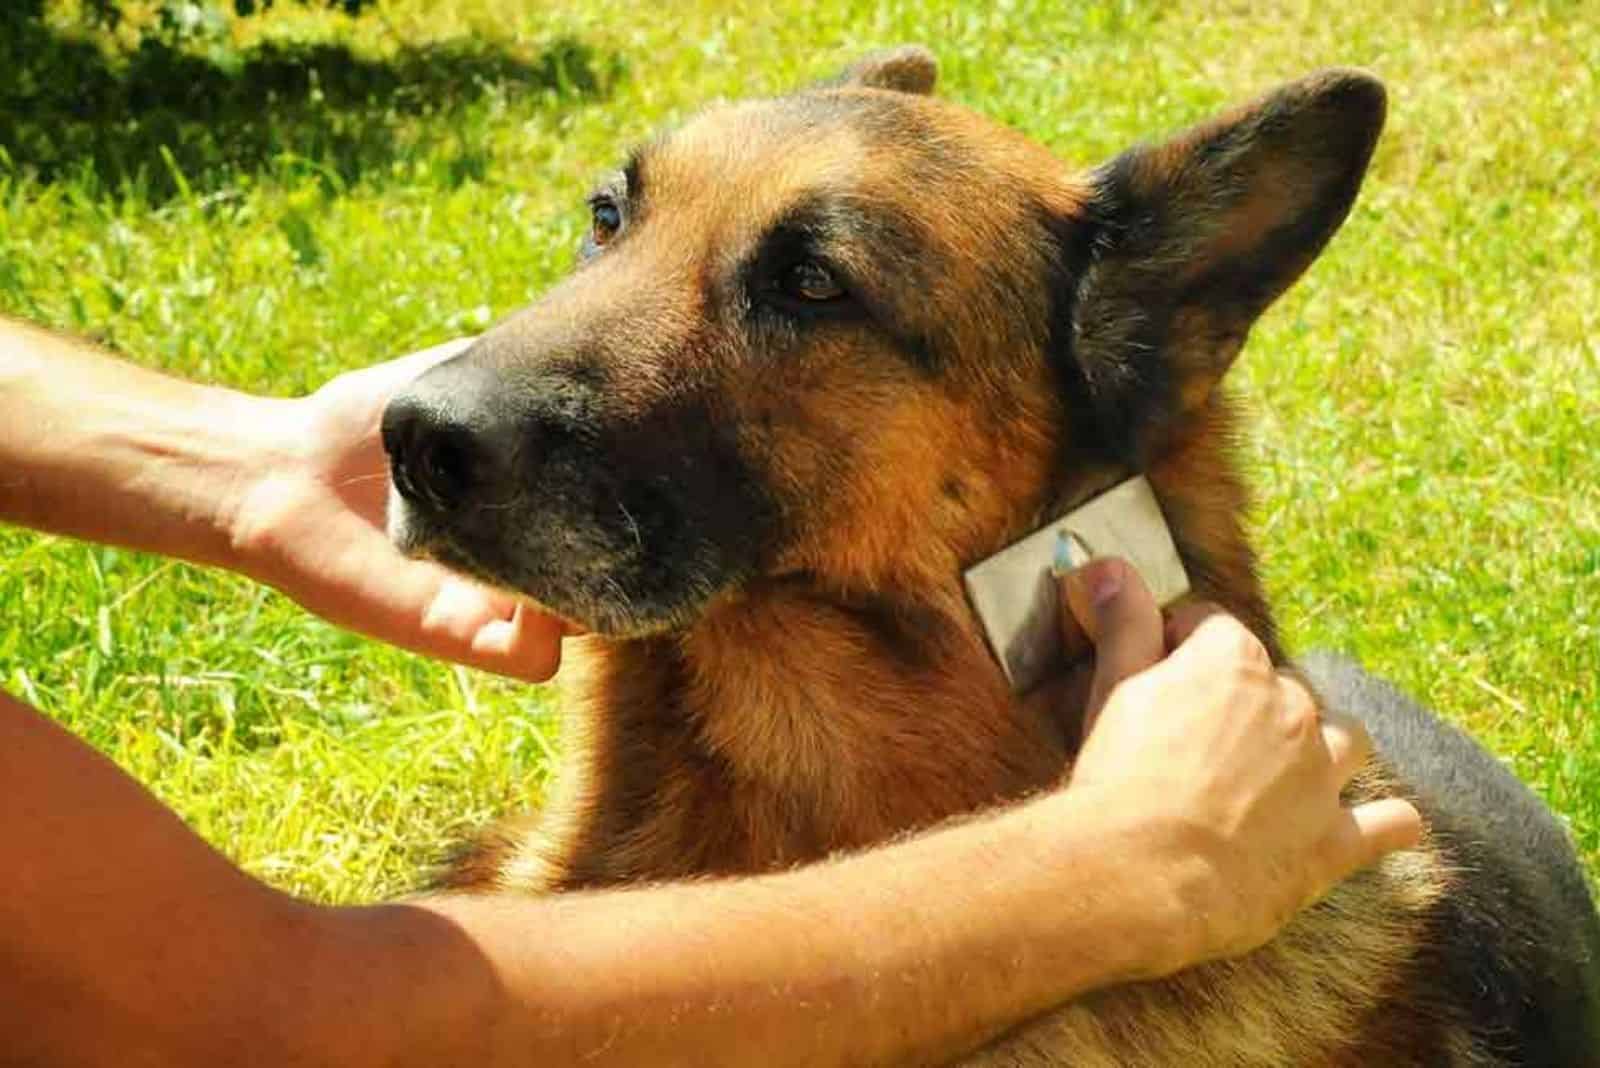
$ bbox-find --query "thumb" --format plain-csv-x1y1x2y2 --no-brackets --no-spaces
1060,557,1165,735
1329,798,1425,874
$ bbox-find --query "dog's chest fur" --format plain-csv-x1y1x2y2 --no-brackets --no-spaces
500,583,1068,887
483,591,1466,1066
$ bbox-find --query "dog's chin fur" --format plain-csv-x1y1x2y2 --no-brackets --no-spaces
389,486,753,637
567,588,724,641
423,542,725,639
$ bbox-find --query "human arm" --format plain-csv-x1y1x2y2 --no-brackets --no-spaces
0,317,562,680
0,560,1420,1067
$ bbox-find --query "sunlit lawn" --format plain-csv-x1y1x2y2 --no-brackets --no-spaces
1,0,1595,901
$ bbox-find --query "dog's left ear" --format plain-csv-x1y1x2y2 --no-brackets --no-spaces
1067,69,1385,458
821,45,938,95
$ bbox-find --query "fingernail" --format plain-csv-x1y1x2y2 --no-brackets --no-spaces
1051,530,1091,577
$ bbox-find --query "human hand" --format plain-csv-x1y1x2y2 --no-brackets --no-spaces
226,339,565,682
1058,558,1423,968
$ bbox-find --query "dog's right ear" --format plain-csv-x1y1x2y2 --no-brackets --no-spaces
819,46,938,95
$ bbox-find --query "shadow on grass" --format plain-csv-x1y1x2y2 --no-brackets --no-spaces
0,15,624,202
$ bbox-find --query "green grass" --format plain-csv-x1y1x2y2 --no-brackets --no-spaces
1,0,1595,902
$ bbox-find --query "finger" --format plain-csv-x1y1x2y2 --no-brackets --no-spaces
1164,599,1226,650
365,337,479,392
420,578,566,683
470,602,566,682
1320,798,1425,884
408,335,478,365
304,543,557,682
422,576,514,645
1061,558,1164,733
1166,611,1271,674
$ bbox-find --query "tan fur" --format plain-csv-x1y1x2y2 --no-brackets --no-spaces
445,73,1472,1063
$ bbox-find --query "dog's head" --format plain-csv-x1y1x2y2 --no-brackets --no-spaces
384,49,1384,636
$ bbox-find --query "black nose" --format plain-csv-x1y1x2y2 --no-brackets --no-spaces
382,392,485,514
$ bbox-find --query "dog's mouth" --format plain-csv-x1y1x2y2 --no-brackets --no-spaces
386,474,760,640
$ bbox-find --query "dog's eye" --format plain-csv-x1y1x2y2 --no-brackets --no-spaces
780,260,846,303
590,196,622,247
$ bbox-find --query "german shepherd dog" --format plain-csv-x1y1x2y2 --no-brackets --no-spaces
383,49,1600,1064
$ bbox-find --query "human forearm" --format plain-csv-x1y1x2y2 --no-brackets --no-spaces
308,791,1198,1068
0,690,321,1067
0,682,1192,1068
0,316,285,570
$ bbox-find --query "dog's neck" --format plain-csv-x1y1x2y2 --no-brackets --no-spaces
686,569,1071,806
541,395,1276,887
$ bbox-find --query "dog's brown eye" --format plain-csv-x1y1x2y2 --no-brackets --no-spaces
781,260,845,302
590,197,622,246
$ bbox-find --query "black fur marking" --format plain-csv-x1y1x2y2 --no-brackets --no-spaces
744,192,940,372
396,337,782,633
622,147,646,206
1077,154,1188,461
1177,151,1372,341
1036,200,1159,466
600,388,784,611
1303,652,1600,1065
1167,81,1381,348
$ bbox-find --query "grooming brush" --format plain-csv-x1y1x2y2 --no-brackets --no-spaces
962,476,1191,695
